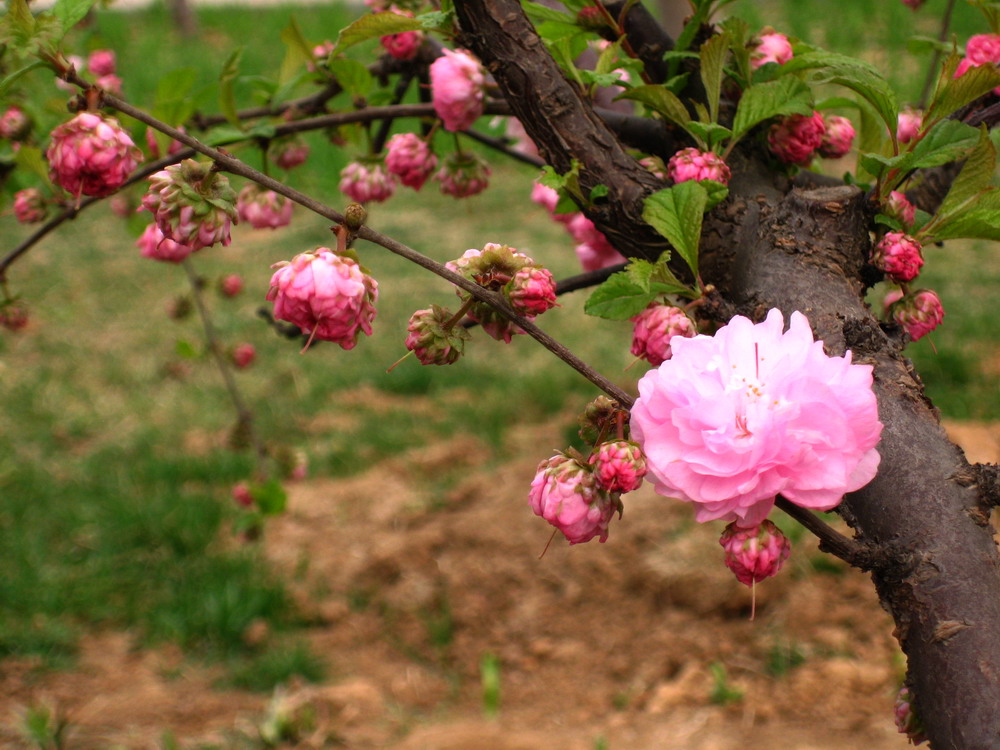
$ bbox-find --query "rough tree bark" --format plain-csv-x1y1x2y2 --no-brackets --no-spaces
454,1,1000,747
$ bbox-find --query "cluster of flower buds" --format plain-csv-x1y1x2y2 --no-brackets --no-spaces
13,188,47,224
339,157,397,204
751,29,793,69
267,247,378,350
872,232,923,283
404,304,471,366
47,112,142,198
380,8,424,60
589,440,647,494
0,105,31,141
894,686,928,745
884,289,944,342
630,302,697,366
429,48,486,132
445,243,557,342
385,133,437,190
435,151,490,198
667,147,731,185
719,519,792,587
238,184,294,229
141,159,238,250
136,222,195,263
767,110,827,166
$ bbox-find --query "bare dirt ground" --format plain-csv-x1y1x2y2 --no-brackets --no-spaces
3,419,998,749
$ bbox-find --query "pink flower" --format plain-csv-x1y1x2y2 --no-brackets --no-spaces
219,274,244,298
630,302,697,366
339,159,397,203
13,188,47,224
508,265,558,316
309,41,334,72
145,126,185,160
0,105,31,140
886,289,944,342
567,214,627,271
54,55,85,91
751,31,793,69
894,687,928,746
231,343,256,369
430,49,485,132
886,191,916,228
529,453,617,544
630,309,883,528
768,111,826,166
88,49,116,76
270,139,310,170
238,184,293,229
232,482,254,508
590,440,647,493
141,159,238,251
504,117,540,159
872,232,923,282
531,181,577,224
46,112,142,198
818,115,855,158
667,147,731,185
435,151,490,198
719,519,791,586
136,222,195,263
380,10,424,61
405,305,469,365
267,248,378,350
95,74,123,96
385,133,437,190
897,108,922,144
955,34,1000,93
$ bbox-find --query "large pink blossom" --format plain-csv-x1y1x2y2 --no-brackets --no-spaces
46,112,142,198
267,248,378,350
529,453,617,544
630,309,883,528
430,49,485,132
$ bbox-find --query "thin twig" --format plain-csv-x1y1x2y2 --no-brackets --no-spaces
774,496,875,569
918,0,957,109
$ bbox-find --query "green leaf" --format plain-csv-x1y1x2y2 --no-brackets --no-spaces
926,61,1000,125
907,119,979,168
615,84,690,127
684,121,732,150
3,0,36,48
175,339,198,359
874,213,903,232
51,0,96,36
625,258,655,289
328,58,373,99
642,182,709,277
219,47,244,130
699,32,729,125
203,125,250,146
0,59,46,98
584,272,658,320
416,10,455,34
252,479,287,516
589,184,609,202
925,192,1000,242
731,76,813,140
14,145,49,183
521,0,575,24
907,35,953,56
720,16,751,84
278,17,313,87
152,68,197,136
701,180,729,211
936,127,998,221
333,11,423,53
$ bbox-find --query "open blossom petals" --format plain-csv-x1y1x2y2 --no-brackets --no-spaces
567,214,626,271
529,455,616,544
47,112,142,198
267,249,378,350
630,309,883,527
430,49,485,132
339,160,396,203
238,184,293,229
137,222,195,263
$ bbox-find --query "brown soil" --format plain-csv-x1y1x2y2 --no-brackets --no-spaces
2,420,995,749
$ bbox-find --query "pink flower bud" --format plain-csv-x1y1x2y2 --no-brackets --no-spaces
818,114,855,158
508,265,558,316
630,303,697,366
0,302,29,332
955,34,1000,94
231,343,256,369
872,232,923,283
446,243,538,342
140,159,238,251
719,519,791,587
385,133,437,190
430,49,486,132
529,453,618,545
0,105,31,141
897,108,922,144
136,222,195,264
87,49,116,77
405,305,470,365
380,10,424,61
768,111,826,166
13,188,47,224
270,139,310,170
339,158,397,203
232,482,254,508
238,184,294,229
566,214,627,271
309,41,335,72
435,151,490,198
751,31,793,69
219,274,244,298
267,248,378,350
46,112,142,198
886,191,916,228
96,74,123,95
667,147,731,185
886,289,944,342
590,440,646,493
894,686,928,745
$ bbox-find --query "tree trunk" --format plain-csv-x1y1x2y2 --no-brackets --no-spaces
454,1,1000,746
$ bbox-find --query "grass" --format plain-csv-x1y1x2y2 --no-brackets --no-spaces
1,0,999,692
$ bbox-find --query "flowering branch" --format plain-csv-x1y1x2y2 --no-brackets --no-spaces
773,497,876,568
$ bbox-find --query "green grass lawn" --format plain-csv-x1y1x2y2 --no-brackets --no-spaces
0,0,998,690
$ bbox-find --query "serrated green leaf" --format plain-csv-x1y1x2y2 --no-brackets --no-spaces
14,145,49,183
328,57,373,99
874,213,903,232
701,180,729,211
907,119,979,168
584,273,658,320
51,0,95,36
699,32,729,125
926,62,1000,125
684,121,732,150
731,76,813,140
3,0,36,48
0,59,46,98
642,182,708,277
219,47,244,130
935,126,997,221
580,69,626,88
416,10,454,33
279,17,313,87
924,192,1000,242
333,11,423,53
615,84,690,127
625,259,654,290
